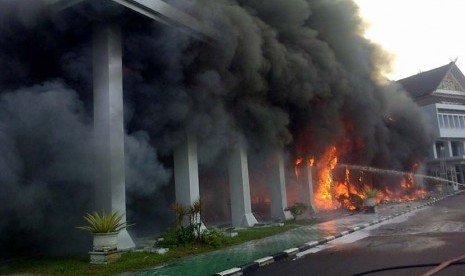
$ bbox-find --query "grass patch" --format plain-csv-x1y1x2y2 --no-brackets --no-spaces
0,219,316,275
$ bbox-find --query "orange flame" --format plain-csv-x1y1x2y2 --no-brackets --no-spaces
314,146,338,210
308,158,315,167
295,158,303,177
295,147,426,211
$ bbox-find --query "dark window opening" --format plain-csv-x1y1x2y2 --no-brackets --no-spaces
451,141,461,157
435,141,445,158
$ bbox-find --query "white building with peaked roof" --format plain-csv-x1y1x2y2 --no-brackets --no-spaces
399,62,465,185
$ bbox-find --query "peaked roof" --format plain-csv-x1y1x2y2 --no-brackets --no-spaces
397,62,454,98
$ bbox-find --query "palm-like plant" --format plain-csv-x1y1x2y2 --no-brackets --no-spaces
76,211,130,233
362,187,382,199
189,198,202,216
189,198,203,238
171,202,188,228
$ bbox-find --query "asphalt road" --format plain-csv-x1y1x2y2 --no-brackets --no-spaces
249,192,465,276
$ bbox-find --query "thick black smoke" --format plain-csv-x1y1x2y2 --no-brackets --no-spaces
124,0,432,165
0,0,432,257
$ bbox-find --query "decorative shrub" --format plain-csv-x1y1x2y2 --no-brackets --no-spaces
76,211,131,233
160,198,226,248
285,202,307,220
201,229,227,248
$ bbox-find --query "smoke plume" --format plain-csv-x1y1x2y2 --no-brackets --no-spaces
0,0,432,257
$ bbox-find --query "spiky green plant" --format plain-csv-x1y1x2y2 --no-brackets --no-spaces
362,187,382,198
76,211,130,233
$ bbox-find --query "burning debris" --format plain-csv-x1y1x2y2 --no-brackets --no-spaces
295,146,428,212
0,0,433,257
314,146,338,210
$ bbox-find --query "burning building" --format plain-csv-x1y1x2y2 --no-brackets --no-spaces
399,61,465,189
0,0,433,257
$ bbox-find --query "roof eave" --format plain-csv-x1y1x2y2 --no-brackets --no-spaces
47,0,215,41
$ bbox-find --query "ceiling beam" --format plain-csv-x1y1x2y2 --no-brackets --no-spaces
46,0,86,12
46,0,215,41
112,0,214,40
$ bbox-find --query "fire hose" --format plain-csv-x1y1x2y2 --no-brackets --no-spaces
420,254,465,276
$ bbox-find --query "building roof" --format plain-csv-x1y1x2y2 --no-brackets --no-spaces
397,62,454,98
398,62,465,106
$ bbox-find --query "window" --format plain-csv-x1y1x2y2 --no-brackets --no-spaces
456,165,463,183
451,141,461,156
437,112,465,128
438,114,444,127
435,141,445,158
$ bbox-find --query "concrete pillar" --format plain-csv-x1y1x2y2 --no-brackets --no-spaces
298,165,316,214
268,150,292,220
93,22,134,250
174,132,201,217
228,138,258,227
447,140,452,158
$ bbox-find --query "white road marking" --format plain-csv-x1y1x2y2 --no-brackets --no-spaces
294,208,424,259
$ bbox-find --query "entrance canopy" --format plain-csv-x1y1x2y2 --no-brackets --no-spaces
46,0,214,40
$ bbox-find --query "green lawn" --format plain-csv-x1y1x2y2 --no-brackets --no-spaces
0,220,315,276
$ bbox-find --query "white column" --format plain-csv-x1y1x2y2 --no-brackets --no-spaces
174,132,200,207
447,140,452,157
228,138,258,227
298,165,316,214
174,133,205,230
93,22,134,250
268,150,292,220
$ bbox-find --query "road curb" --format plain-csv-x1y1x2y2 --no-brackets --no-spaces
213,193,457,276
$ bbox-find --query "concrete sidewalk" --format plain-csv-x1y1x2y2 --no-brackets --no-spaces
130,193,457,276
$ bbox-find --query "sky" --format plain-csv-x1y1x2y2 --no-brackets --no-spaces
354,0,465,80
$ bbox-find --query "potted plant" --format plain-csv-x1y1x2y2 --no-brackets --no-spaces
76,211,131,252
362,187,381,207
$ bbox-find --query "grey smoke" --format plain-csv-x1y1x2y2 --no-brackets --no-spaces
0,0,433,257
0,82,94,257
0,81,170,257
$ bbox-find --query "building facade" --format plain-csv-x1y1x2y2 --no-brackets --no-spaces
399,62,465,184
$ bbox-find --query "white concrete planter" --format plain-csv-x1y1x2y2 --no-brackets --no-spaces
93,232,118,252
363,198,376,207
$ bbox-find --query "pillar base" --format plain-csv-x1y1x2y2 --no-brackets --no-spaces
235,213,258,228
306,202,317,215
269,150,291,222
190,217,207,235
89,250,122,264
271,212,293,221
274,210,293,221
117,229,135,250
229,137,257,228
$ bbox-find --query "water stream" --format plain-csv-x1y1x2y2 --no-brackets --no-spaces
337,163,465,187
